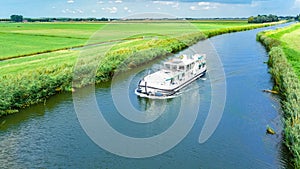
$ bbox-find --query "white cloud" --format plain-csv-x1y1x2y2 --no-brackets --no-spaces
76,9,84,14
190,6,197,10
115,0,122,3
97,1,103,4
203,6,212,10
92,9,97,13
196,2,219,10
153,1,175,5
110,7,118,13
62,9,71,13
67,0,74,4
61,8,84,14
102,6,118,13
198,2,210,6
152,1,179,9
123,6,132,13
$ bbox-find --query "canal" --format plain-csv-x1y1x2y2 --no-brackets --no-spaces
0,22,294,168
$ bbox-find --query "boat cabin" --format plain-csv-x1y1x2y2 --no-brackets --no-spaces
163,55,205,72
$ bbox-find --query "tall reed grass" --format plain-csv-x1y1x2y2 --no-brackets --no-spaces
257,31,300,168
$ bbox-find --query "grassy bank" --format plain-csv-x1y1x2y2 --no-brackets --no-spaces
0,20,284,117
257,23,300,168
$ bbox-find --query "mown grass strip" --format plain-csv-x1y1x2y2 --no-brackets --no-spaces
257,23,300,168
0,32,86,60
0,31,89,40
0,22,106,39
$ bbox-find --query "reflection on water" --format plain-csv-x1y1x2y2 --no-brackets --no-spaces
0,22,295,168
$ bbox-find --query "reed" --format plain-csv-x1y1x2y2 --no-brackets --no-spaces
257,24,300,168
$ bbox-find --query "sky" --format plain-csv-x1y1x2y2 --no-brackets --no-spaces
0,0,299,18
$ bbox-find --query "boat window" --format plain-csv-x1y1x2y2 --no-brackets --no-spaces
179,66,185,71
187,65,190,70
191,63,195,68
182,73,185,77
172,65,177,70
165,64,171,69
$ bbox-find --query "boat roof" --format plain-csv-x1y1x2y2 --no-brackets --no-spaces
145,69,180,82
164,54,203,66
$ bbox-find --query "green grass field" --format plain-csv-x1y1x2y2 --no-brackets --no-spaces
0,22,105,38
0,20,282,117
0,21,250,60
0,22,106,60
265,23,300,78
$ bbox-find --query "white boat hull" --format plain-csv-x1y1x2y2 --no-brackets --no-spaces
135,70,206,99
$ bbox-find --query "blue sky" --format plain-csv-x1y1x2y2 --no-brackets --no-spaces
0,0,299,18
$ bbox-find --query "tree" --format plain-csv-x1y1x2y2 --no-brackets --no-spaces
248,16,254,23
10,15,23,22
248,14,279,23
296,14,300,21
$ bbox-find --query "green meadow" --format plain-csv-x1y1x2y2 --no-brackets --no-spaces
257,23,300,168
0,20,280,60
0,20,282,117
266,23,300,78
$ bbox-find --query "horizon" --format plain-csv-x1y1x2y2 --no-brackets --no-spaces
0,15,296,20
0,0,299,19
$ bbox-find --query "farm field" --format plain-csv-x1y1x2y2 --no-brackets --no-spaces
0,23,105,60
0,20,249,59
0,20,281,60
0,20,282,117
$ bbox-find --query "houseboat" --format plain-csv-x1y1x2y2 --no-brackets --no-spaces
135,54,206,99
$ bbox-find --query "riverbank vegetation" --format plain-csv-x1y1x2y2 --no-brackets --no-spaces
0,20,284,117
257,23,300,168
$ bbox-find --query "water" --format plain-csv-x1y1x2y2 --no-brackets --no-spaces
0,23,295,168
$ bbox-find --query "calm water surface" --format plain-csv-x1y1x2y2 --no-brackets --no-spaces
0,23,294,168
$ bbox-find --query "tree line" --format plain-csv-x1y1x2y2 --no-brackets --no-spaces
24,17,111,22
248,14,279,23
9,15,111,22
10,15,23,22
5,14,300,23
